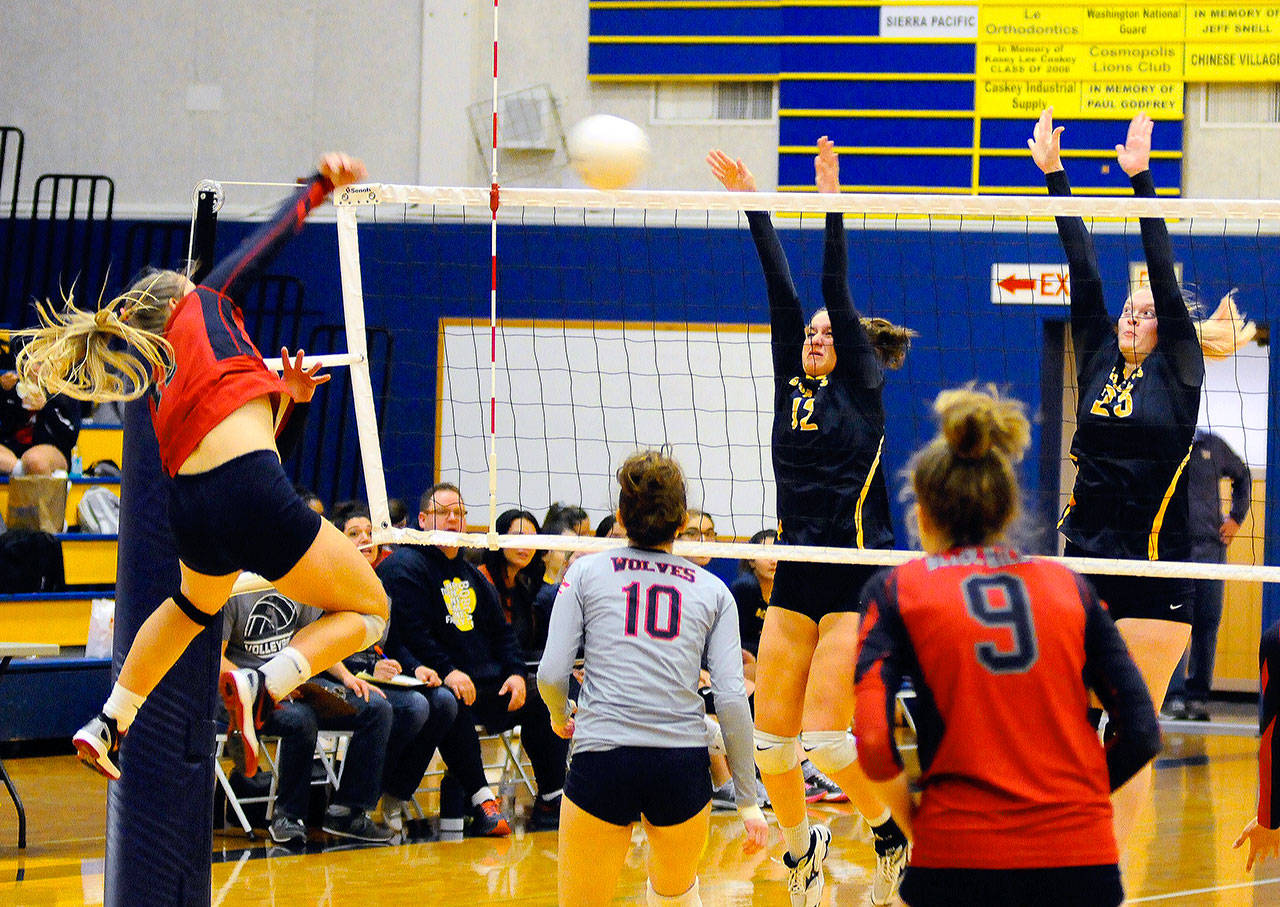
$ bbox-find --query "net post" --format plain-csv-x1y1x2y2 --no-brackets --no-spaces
335,205,392,532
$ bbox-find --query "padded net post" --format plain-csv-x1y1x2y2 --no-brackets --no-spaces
105,397,219,907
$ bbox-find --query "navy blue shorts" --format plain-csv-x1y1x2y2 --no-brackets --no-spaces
1064,543,1193,625
771,559,880,622
564,746,711,827
901,864,1122,907
168,449,322,581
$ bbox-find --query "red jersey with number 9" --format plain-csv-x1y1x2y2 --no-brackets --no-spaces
854,547,1141,870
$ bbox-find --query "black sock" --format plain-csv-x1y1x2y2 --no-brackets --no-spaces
872,816,908,851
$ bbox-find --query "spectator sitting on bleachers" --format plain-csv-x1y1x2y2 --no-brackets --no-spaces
680,508,717,567
332,500,392,569
545,501,591,537
221,586,395,846
594,513,626,539
329,500,459,832
479,508,545,660
0,346,80,477
293,484,325,517
532,515,580,646
379,483,570,834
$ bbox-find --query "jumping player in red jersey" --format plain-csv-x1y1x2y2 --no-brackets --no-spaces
1235,621,1280,869
16,153,389,782
854,385,1161,907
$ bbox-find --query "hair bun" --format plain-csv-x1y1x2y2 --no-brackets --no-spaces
934,384,1030,463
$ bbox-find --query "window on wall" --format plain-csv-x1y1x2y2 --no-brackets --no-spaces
1203,83,1280,126
653,82,776,123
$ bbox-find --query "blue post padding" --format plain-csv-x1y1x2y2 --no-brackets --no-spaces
104,397,218,907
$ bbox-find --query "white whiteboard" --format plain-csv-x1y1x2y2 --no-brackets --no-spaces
437,319,779,538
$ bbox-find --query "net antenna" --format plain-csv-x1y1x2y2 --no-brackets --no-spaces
485,0,501,546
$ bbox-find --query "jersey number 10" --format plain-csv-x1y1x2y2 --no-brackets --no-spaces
623,582,682,640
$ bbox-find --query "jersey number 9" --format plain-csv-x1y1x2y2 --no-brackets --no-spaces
961,574,1038,674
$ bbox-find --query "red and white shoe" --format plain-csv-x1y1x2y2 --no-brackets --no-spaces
219,668,273,777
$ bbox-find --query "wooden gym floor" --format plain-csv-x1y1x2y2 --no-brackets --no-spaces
0,727,1277,905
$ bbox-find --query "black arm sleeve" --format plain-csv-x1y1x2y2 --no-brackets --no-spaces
1131,170,1202,386
275,402,309,462
1216,435,1253,524
821,212,880,388
853,572,908,781
1080,581,1162,791
1259,623,1280,828
746,210,806,377
1047,170,1112,374
203,173,334,304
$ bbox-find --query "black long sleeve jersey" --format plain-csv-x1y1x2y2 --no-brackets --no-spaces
1051,170,1203,562
747,210,894,551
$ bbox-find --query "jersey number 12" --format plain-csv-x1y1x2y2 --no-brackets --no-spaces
623,582,682,640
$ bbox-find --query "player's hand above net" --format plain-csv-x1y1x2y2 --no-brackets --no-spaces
1116,112,1153,178
1027,107,1065,175
706,150,757,192
814,136,840,194
318,152,367,188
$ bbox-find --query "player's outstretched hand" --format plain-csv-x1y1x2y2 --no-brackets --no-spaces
741,810,769,854
1116,112,1153,177
1027,107,1065,174
1235,817,1280,870
707,150,757,192
279,347,330,403
318,152,367,188
814,136,840,194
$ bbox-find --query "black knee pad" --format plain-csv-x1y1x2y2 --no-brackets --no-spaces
172,590,218,627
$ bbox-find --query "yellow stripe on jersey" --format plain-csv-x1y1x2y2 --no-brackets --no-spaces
1148,446,1192,561
855,435,885,548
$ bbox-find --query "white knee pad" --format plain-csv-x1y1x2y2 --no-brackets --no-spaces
704,716,726,757
801,730,858,776
647,877,700,907
753,729,800,775
359,612,388,649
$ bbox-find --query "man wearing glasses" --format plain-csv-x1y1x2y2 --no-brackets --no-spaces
378,483,570,835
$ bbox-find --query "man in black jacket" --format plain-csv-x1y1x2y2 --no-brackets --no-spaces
1165,430,1253,721
379,482,568,834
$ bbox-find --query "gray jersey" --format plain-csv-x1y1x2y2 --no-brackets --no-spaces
538,546,757,807
222,589,322,669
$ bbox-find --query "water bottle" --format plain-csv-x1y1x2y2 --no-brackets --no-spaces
69,446,83,478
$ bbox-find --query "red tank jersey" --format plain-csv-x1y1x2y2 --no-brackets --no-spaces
148,176,332,476
855,547,1156,870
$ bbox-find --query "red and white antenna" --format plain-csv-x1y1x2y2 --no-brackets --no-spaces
486,0,501,545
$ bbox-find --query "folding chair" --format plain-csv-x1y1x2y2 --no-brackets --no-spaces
213,730,353,839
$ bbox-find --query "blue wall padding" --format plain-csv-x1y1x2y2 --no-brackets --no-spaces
104,397,218,907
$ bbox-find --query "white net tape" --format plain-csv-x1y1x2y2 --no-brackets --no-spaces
333,182,1280,584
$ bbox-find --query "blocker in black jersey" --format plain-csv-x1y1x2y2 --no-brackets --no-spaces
1050,168,1203,568
746,209,894,619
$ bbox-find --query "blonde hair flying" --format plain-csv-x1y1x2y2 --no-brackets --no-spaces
1194,290,1256,360
14,271,184,403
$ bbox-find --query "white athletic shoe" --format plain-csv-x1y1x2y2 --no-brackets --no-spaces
783,824,830,907
871,839,909,906
219,668,271,777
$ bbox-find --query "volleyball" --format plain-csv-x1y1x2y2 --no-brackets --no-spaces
566,114,650,190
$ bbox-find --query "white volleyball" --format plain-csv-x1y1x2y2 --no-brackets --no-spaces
567,114,650,190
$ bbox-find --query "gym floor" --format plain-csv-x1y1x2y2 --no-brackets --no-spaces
0,723,1276,905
